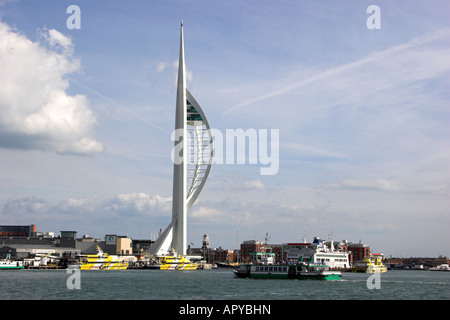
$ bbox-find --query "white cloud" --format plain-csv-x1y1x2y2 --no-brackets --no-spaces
107,193,172,215
243,179,266,190
190,206,222,219
1,193,172,233
186,69,193,83
0,21,103,154
156,61,167,72
211,175,270,192
322,178,448,196
45,29,73,52
157,59,194,88
2,193,173,216
322,179,404,192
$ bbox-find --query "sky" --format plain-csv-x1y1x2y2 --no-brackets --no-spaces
0,0,449,258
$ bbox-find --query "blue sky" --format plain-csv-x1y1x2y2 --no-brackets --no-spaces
0,0,449,257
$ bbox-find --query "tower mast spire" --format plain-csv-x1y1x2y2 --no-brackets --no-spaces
148,21,213,260
172,19,187,255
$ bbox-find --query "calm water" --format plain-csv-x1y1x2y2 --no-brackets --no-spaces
0,269,449,300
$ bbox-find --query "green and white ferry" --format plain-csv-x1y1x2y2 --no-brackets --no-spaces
235,255,342,280
0,253,24,270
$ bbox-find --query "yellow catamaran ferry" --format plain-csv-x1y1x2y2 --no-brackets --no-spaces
352,255,387,273
146,250,198,270
73,246,129,270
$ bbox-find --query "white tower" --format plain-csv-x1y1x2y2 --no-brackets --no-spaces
202,234,210,249
149,21,213,257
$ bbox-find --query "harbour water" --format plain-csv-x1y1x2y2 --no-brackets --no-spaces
1,269,449,300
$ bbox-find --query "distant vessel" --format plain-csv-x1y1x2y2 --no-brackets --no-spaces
215,262,239,269
0,253,24,270
352,256,387,273
429,264,450,271
235,262,341,280
146,253,198,270
284,236,350,269
72,246,129,270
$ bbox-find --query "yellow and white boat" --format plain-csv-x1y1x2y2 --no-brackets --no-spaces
146,253,198,270
74,246,129,270
352,256,387,273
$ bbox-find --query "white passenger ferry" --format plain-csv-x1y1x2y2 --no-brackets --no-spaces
283,237,350,269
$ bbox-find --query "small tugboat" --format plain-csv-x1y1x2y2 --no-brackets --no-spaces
352,255,387,273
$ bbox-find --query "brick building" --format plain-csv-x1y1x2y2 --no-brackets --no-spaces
240,240,267,262
348,241,371,263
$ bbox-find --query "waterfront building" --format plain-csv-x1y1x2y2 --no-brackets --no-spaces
282,237,350,269
149,21,213,257
240,240,267,262
105,234,132,256
0,227,134,265
348,240,371,263
0,224,36,237
131,239,154,254
194,246,235,264
239,241,284,263
189,242,235,264
60,231,77,248
213,248,234,263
